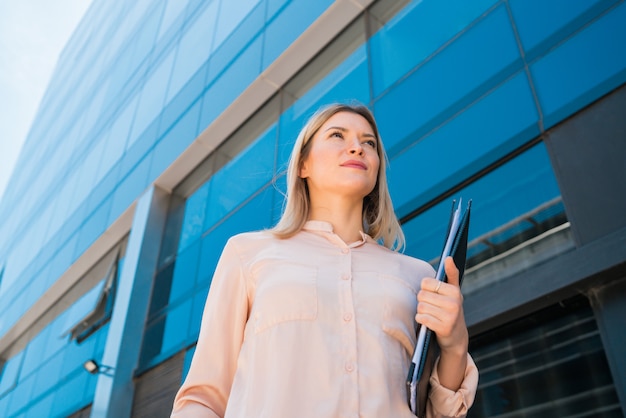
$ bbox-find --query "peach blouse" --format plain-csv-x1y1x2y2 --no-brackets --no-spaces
171,221,478,417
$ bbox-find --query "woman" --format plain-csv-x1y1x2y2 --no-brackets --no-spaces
171,103,478,417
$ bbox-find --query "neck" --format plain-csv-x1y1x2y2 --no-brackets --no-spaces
308,195,364,244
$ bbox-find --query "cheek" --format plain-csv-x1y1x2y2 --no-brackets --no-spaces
371,155,381,176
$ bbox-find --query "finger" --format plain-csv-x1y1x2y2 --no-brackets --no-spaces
444,256,460,288
415,306,455,335
421,277,441,293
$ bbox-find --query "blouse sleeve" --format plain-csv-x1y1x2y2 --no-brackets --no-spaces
170,237,249,418
426,353,479,418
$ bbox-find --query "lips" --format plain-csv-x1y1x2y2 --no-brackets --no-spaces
340,160,367,170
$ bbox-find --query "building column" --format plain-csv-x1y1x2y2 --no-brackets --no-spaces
589,275,626,416
90,185,170,418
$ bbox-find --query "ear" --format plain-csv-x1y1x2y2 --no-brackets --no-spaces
299,160,309,179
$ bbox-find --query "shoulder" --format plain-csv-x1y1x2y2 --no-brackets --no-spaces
224,230,281,257
228,229,274,243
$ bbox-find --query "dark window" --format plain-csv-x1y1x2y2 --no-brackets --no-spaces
468,296,622,417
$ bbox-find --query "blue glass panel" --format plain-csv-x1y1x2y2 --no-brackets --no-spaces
131,3,162,58
530,3,626,129
129,49,176,145
50,366,90,417
120,115,160,176
188,286,210,341
149,97,202,183
21,328,52,379
0,350,23,397
159,62,206,140
100,96,138,179
75,198,113,260
179,181,210,252
203,124,276,230
198,35,263,131
47,234,78,298
6,373,35,416
262,0,332,69
103,43,137,109
403,143,560,262
31,350,64,401
196,232,222,286
169,240,201,304
388,71,540,218
167,1,218,104
24,391,54,418
370,0,498,95
212,0,261,51
161,299,193,355
157,0,189,40
0,392,7,416
374,4,522,157
108,155,151,225
207,0,265,84
267,0,289,20
72,139,106,211
46,311,71,357
509,0,620,61
182,345,196,382
86,160,121,216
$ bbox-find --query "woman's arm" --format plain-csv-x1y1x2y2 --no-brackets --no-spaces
171,237,249,418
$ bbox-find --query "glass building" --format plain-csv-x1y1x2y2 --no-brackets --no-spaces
0,0,625,417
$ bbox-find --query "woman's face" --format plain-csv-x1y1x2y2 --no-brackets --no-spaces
299,111,380,202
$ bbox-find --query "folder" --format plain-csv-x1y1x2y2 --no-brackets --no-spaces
406,199,471,417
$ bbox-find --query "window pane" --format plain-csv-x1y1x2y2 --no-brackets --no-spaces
166,1,218,103
0,350,24,397
203,126,276,231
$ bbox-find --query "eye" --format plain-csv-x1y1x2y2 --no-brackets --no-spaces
364,139,377,148
330,130,344,139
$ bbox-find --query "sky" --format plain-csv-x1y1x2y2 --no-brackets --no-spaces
0,0,93,202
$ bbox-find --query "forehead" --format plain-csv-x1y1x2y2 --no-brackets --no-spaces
320,111,374,133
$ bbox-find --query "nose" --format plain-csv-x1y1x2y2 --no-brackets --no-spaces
348,137,363,155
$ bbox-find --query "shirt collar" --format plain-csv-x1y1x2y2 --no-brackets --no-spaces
302,220,375,247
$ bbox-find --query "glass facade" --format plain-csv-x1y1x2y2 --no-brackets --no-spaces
1,0,625,417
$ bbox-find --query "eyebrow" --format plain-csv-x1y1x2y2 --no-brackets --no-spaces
325,126,377,139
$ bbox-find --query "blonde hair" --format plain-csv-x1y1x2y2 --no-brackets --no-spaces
272,103,405,251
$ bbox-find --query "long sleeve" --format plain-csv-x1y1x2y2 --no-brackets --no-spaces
170,237,249,418
426,353,479,418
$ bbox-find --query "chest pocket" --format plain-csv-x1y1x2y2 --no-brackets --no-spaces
251,263,318,334
380,273,419,355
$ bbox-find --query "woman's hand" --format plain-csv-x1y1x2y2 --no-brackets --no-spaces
415,257,468,391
